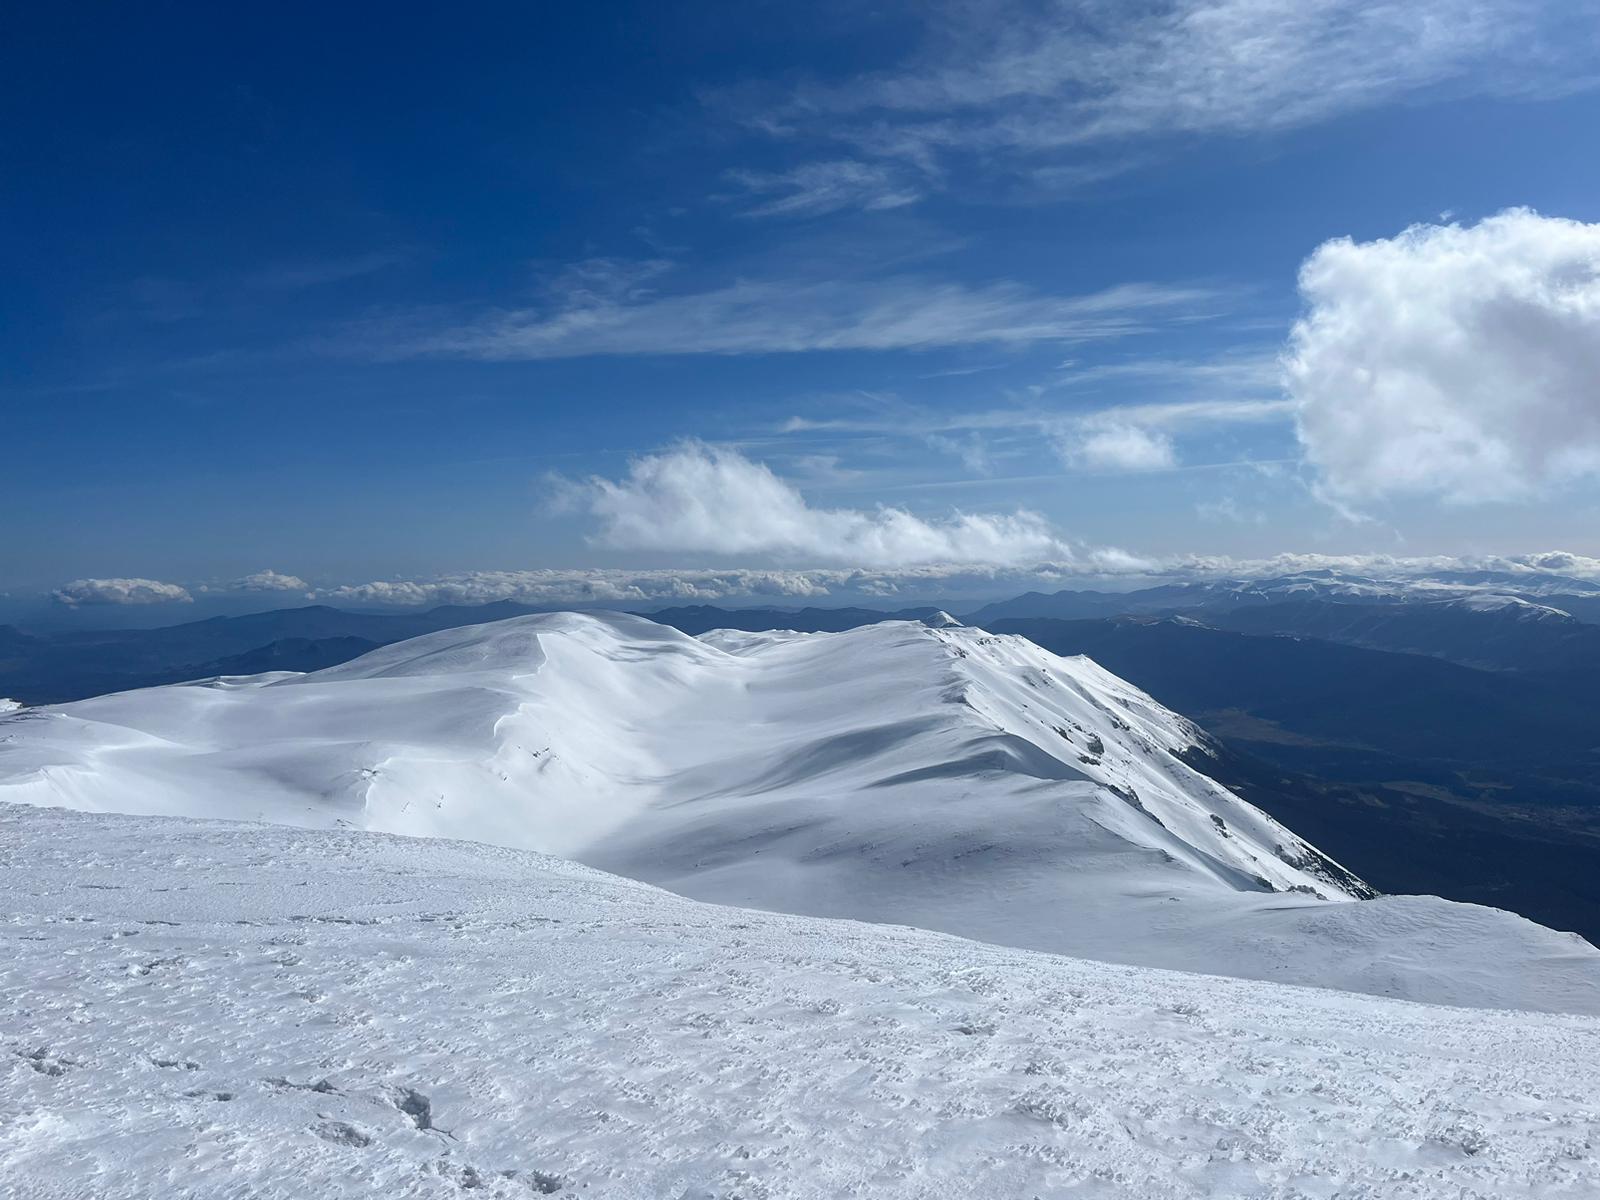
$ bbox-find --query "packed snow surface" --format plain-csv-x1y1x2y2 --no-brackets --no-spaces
3,807,1598,1200
4,612,1598,1013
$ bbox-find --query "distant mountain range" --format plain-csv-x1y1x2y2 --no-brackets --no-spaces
4,580,1598,944
0,601,944,704
0,600,546,704
1204,594,1600,673
964,568,1600,627
8,569,1599,707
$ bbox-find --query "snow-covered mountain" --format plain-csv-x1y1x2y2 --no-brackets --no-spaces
3,611,1597,1013
1206,591,1600,674
964,568,1600,625
5,805,1597,1200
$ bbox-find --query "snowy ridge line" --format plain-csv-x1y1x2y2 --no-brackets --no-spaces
2,610,1598,1014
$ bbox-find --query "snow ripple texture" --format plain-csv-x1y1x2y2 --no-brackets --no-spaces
3,808,1598,1200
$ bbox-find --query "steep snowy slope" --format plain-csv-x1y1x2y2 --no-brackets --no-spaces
3,612,1598,1012
4,807,1599,1200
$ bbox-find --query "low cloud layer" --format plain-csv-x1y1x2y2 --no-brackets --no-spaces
327,568,889,609
49,551,1600,614
566,442,1074,566
53,578,194,607
55,571,310,607
1288,209,1600,505
236,550,1600,610
230,569,311,593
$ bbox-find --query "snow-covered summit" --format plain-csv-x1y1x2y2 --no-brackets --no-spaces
1438,593,1574,620
3,611,1597,1013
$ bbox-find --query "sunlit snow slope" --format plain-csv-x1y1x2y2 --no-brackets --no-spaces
3,612,1597,1012
4,807,1599,1200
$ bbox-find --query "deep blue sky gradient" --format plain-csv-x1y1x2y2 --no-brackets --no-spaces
6,2,1600,606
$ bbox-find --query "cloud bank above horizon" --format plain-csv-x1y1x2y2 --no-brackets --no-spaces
46,548,1600,613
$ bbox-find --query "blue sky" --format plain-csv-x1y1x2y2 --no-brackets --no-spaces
7,2,1600,616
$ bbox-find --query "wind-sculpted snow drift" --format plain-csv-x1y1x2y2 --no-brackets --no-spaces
4,807,1597,1200
2,612,1597,1012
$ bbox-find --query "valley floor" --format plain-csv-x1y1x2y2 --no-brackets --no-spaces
4,806,1596,1200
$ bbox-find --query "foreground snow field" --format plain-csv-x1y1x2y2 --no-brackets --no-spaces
4,806,1598,1200
4,612,1599,1013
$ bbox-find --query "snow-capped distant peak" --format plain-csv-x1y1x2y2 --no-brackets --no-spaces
921,610,962,627
1441,593,1574,620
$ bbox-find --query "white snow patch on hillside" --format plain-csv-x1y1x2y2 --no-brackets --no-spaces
2,808,1597,1200
1442,593,1574,619
3,612,1598,1014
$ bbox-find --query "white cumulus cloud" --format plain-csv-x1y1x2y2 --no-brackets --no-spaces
1288,208,1600,505
1058,421,1178,471
565,442,1072,566
52,578,194,607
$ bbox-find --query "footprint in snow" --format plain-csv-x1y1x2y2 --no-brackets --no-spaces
312,1119,373,1148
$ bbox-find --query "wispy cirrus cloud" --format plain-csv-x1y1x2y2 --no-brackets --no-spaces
781,396,1291,437
1052,352,1283,392
782,382,1295,475
726,0,1599,208
723,160,924,218
245,252,406,293
365,271,1222,361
